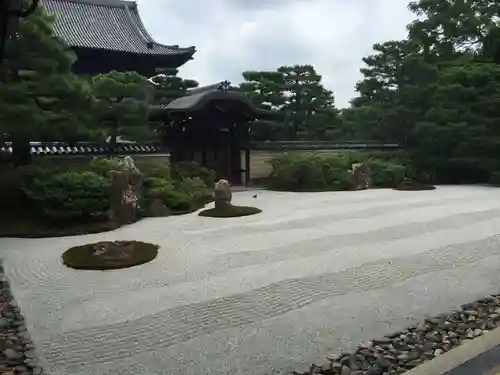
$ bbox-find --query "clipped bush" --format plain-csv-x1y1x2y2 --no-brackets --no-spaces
177,177,212,205
22,170,110,221
171,161,216,186
152,188,194,212
136,160,171,180
268,153,352,191
367,159,406,188
268,152,410,191
88,157,125,176
490,171,500,186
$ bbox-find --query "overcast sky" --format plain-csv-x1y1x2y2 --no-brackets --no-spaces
136,0,416,108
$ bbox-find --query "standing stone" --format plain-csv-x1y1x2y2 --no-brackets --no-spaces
108,157,142,226
350,163,372,190
212,179,232,210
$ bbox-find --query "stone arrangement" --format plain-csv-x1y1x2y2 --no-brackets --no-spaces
0,265,44,375
296,294,500,375
350,163,372,191
212,179,232,210
108,156,142,226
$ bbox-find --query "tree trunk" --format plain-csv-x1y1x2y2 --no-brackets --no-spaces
108,123,118,158
11,136,31,166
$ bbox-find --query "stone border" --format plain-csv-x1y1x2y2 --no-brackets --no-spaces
296,294,500,375
0,264,45,375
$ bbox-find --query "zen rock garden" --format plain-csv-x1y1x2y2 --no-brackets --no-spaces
2,0,500,373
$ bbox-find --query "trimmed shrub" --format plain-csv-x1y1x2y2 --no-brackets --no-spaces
88,157,125,176
22,170,110,221
367,159,406,188
268,153,352,191
177,177,212,205
268,152,409,191
490,171,500,186
171,161,216,186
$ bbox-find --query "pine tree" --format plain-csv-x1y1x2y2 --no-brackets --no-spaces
91,70,151,152
0,5,92,165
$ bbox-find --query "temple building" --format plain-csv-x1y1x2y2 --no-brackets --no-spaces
40,0,196,77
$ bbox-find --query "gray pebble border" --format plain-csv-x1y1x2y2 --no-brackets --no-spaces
0,264,44,375
296,294,500,375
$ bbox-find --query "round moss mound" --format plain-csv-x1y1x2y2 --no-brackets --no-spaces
394,178,436,191
199,205,262,218
62,240,159,270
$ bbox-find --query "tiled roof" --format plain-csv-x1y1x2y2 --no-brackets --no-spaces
250,141,400,150
165,82,276,121
40,0,196,57
0,142,162,156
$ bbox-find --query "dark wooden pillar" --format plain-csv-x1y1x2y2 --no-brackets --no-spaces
245,148,250,186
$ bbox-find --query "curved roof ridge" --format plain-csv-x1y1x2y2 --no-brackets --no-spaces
60,0,136,7
40,0,197,60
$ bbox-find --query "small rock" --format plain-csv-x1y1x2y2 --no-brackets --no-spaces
397,352,409,362
434,349,443,356
424,332,440,342
340,365,351,375
3,348,21,361
366,367,382,375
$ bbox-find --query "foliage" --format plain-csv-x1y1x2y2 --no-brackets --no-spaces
177,177,213,205
268,153,352,191
0,6,93,165
268,152,408,191
91,71,153,148
199,205,262,218
150,189,195,212
62,241,159,270
489,171,500,186
367,159,406,188
240,65,341,141
21,170,110,221
340,0,500,184
171,161,217,187
88,157,126,176
150,68,199,108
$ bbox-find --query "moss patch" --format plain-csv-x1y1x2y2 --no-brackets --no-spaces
394,181,436,191
62,240,159,270
199,205,262,218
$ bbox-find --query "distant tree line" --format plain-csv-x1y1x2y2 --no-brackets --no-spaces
2,0,500,184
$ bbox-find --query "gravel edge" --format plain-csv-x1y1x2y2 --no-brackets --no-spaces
295,294,500,375
0,263,45,375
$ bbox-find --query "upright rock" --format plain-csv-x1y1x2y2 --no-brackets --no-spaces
109,157,142,226
350,163,372,190
212,179,232,210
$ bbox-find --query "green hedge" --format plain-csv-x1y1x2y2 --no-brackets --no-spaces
22,170,110,221
268,152,409,192
9,158,216,223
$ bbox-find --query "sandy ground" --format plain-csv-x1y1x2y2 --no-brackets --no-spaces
2,186,500,375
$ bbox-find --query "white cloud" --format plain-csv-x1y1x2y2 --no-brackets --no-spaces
137,0,416,108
